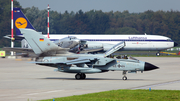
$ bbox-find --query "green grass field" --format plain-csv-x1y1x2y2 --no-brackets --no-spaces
130,55,180,57
39,89,180,101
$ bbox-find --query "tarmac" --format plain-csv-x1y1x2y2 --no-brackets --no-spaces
0,57,180,101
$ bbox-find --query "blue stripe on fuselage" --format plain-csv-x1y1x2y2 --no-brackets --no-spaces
50,39,173,42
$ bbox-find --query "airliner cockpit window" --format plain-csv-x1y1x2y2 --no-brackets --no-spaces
68,36,77,39
167,39,172,41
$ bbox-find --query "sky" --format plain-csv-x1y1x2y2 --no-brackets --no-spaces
16,0,180,13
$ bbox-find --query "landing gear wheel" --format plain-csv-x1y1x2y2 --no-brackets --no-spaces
122,76,127,80
80,73,86,79
156,52,160,56
75,73,86,80
122,71,127,80
75,73,81,80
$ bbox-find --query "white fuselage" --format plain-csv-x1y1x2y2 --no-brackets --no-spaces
44,34,175,51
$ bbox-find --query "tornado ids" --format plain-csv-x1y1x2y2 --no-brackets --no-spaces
19,28,159,80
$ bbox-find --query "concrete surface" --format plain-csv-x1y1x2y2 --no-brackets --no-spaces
0,57,180,101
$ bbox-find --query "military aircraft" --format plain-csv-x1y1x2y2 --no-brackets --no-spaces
19,28,159,80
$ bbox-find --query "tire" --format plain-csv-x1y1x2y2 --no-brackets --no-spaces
122,76,127,80
75,74,81,80
156,53,160,56
80,73,86,79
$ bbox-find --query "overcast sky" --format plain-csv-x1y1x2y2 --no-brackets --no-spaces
16,0,180,13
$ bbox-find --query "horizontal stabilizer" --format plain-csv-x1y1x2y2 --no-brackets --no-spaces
2,47,33,53
3,35,24,41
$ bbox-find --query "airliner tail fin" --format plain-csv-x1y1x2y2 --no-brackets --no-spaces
13,8,35,35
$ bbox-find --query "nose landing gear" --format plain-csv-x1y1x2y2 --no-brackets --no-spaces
122,71,127,80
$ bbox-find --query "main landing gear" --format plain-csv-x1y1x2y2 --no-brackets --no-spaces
75,73,86,80
156,51,161,56
75,71,128,80
122,71,127,80
156,52,160,56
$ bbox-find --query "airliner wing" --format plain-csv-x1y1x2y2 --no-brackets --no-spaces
3,35,24,41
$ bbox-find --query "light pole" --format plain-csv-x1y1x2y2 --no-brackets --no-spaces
11,0,14,55
47,4,50,38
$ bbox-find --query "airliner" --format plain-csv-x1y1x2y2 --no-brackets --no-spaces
4,8,178,55
48,34,178,53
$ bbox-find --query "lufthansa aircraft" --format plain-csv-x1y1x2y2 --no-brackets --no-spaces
4,8,178,55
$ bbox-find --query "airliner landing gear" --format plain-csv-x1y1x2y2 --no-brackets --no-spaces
122,76,127,80
75,73,86,80
122,71,127,80
156,52,160,56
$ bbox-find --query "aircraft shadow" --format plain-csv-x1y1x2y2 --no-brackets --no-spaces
41,77,143,81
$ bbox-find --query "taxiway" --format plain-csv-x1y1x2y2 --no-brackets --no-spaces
0,57,180,101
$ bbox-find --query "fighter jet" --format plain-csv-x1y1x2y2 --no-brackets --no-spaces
19,28,159,80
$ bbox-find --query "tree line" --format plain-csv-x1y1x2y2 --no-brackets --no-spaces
0,0,180,47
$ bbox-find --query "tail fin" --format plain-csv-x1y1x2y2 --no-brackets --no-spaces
13,8,35,35
19,28,58,55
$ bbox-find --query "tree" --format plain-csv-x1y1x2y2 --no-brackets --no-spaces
0,0,21,47
0,1,180,47
105,27,139,34
25,6,40,25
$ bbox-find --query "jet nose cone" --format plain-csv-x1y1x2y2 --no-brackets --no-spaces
174,42,178,47
144,62,159,71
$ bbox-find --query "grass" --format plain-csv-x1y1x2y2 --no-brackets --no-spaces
114,50,180,57
130,55,180,57
39,89,180,101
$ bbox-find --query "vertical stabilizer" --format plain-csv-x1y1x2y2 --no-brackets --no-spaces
13,8,35,35
19,28,58,55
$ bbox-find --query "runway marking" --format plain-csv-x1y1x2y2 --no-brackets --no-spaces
132,80,180,90
26,90,64,96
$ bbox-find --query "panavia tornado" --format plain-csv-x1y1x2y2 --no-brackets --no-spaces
19,28,159,80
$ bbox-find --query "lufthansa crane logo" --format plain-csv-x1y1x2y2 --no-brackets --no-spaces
15,17,27,29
